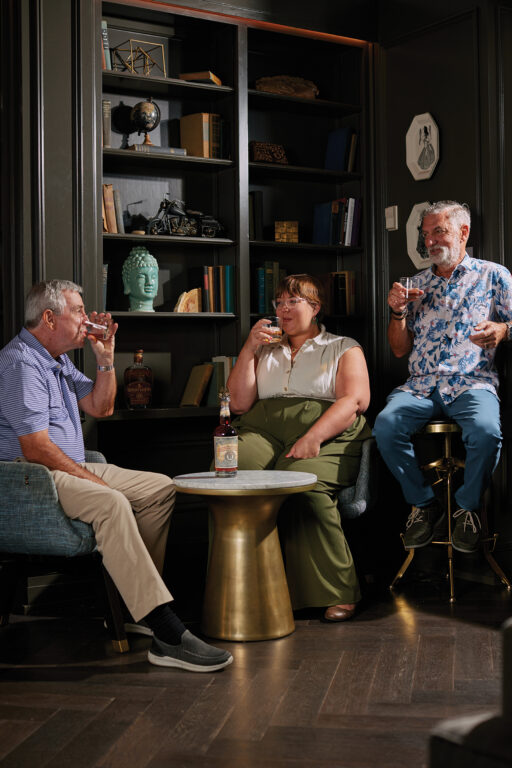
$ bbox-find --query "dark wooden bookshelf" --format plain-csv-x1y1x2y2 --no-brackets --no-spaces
248,89,360,116
103,233,234,246
103,70,234,99
98,4,370,437
103,148,233,175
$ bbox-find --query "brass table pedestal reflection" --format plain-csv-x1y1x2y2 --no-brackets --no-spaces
173,470,317,642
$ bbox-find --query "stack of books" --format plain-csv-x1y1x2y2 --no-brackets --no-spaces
179,112,224,159
319,271,357,316
180,354,237,407
102,184,125,233
202,265,235,313
312,197,362,247
254,261,286,314
324,126,358,173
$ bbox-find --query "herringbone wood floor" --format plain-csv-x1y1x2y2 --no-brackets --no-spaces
0,581,510,768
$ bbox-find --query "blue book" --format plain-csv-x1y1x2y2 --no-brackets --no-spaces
312,202,332,245
325,125,351,171
256,267,265,314
225,265,235,313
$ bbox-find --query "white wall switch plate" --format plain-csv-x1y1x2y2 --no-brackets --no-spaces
385,205,398,231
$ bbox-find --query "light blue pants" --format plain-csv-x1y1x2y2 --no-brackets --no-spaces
373,387,502,512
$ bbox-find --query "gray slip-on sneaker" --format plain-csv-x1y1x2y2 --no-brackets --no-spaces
103,618,154,637
148,629,233,672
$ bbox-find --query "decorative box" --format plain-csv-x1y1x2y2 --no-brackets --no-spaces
249,141,288,164
274,221,299,243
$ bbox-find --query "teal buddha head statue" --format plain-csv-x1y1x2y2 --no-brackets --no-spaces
122,246,159,312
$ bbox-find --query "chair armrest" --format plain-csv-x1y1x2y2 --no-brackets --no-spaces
338,438,377,520
0,461,96,556
85,450,107,464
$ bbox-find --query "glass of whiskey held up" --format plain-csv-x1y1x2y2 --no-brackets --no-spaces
264,315,282,343
84,320,108,339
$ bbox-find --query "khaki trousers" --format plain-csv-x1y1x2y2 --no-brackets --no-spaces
51,463,175,622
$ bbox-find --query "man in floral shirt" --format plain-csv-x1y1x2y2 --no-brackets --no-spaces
374,200,512,553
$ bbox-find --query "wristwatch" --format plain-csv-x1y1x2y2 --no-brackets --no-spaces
506,322,512,342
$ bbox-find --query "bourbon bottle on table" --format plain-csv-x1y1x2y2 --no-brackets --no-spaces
214,388,238,477
124,349,153,409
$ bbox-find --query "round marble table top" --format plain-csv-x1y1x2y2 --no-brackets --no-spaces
173,470,317,494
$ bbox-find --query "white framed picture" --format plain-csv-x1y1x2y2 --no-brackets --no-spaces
406,202,432,269
405,113,439,181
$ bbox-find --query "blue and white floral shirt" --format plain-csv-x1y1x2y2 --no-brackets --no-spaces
401,254,512,403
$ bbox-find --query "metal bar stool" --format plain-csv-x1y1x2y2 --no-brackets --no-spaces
390,418,511,602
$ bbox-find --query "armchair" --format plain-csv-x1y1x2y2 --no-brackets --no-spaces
0,450,128,652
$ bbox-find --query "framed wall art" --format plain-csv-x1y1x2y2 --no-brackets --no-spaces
406,201,432,269
405,113,439,181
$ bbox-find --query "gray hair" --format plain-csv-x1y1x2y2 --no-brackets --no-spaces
25,279,83,328
420,200,471,233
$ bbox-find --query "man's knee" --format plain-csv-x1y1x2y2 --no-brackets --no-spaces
373,408,397,446
464,417,502,453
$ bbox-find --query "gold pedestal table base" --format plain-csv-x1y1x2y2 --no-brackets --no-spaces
173,470,317,642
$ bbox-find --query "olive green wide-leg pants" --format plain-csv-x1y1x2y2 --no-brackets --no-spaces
234,398,372,609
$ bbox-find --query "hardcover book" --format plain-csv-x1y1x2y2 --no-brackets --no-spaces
325,125,351,172
180,363,213,406
102,184,117,234
179,70,222,86
102,100,111,148
127,144,187,155
180,113,220,158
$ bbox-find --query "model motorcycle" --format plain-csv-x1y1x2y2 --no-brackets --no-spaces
147,196,223,238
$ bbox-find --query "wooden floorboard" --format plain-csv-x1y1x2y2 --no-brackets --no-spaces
0,582,510,767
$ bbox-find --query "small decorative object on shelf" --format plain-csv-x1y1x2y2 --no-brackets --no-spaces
130,97,160,146
147,195,223,238
174,287,201,312
122,246,159,311
254,75,319,99
249,141,288,164
178,70,222,86
124,349,153,409
274,221,299,243
214,388,238,477
111,39,166,78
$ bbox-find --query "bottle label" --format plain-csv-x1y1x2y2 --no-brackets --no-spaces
125,380,152,406
214,436,238,470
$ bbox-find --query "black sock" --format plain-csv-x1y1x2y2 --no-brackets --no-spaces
143,603,186,645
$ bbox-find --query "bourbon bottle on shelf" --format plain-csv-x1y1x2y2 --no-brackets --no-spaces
214,388,238,477
124,349,153,409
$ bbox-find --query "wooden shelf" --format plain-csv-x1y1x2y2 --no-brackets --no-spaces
103,148,233,175
110,311,236,318
248,89,360,116
103,70,234,99
249,161,361,182
99,406,218,421
103,232,235,246
250,240,362,253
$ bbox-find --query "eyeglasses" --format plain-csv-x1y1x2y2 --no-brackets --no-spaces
272,297,308,310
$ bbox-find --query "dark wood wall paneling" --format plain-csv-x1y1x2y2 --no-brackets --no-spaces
0,0,26,344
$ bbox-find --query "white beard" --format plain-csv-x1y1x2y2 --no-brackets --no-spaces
428,245,460,268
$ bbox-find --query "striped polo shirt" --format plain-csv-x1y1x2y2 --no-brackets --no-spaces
0,327,94,462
